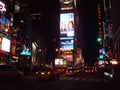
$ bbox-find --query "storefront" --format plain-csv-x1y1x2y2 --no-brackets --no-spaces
0,50,9,64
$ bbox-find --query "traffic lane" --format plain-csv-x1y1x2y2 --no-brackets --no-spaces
0,76,61,90
0,73,119,90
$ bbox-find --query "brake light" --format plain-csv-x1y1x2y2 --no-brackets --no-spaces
47,71,51,75
36,72,39,75
66,70,68,73
74,70,76,73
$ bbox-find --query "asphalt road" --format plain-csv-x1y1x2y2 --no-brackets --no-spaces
0,72,119,90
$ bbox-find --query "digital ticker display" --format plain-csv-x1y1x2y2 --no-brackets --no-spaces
60,37,74,51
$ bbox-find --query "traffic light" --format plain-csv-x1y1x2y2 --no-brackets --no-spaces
97,37,101,42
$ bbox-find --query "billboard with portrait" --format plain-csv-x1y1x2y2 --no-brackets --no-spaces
60,13,74,37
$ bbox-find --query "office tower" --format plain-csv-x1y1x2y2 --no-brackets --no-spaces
56,0,83,67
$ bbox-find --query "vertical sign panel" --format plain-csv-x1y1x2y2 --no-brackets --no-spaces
60,13,74,51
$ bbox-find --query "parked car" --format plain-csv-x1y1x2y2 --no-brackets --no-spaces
0,64,24,82
35,66,60,80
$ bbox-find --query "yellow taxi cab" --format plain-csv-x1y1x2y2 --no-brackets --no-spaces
35,66,60,80
65,67,77,76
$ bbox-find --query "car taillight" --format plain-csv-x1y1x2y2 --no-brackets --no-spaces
47,71,51,75
74,70,77,73
36,72,39,75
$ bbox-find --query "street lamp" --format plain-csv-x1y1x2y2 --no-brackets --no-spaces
97,37,101,42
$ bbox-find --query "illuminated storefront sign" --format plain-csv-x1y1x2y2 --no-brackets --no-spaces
61,54,73,62
20,44,31,56
55,58,64,65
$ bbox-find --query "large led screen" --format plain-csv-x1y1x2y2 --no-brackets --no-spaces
60,37,74,51
60,13,74,37
1,37,10,52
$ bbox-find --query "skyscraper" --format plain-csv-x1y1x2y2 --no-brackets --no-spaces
97,0,115,66
111,0,120,61
57,0,82,67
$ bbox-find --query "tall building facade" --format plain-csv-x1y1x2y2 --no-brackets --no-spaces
97,0,114,64
111,0,120,61
0,1,11,64
0,0,33,74
97,0,120,64
56,0,83,67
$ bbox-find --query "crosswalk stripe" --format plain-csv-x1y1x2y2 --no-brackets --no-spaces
67,78,73,80
59,77,66,80
95,78,101,82
81,77,87,81
102,79,109,83
88,78,94,82
74,77,81,81
59,76,110,83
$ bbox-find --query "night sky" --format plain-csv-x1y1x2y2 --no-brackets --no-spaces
77,0,99,65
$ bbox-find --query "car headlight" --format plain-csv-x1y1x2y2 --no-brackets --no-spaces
41,72,45,75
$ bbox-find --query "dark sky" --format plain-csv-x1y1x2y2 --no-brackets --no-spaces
77,0,99,64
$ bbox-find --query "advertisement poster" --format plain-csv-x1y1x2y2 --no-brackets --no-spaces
60,13,74,37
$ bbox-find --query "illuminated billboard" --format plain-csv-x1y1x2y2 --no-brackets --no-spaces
60,13,74,37
60,0,74,10
0,1,6,12
55,58,64,65
20,44,31,56
1,37,10,52
60,37,74,51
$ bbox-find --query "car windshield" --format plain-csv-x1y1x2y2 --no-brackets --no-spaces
40,67,52,71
